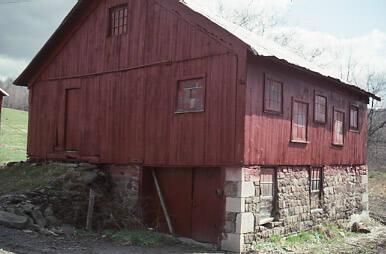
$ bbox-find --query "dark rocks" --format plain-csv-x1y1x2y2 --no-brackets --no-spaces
0,162,125,235
44,206,54,217
46,215,61,227
0,211,28,229
31,209,47,228
352,222,371,234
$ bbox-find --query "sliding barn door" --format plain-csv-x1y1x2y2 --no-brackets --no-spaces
64,88,81,152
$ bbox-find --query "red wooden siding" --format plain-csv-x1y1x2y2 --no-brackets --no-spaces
64,88,81,151
245,56,368,166
28,0,245,166
141,167,224,243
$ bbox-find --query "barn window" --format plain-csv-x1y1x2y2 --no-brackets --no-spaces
176,78,205,113
350,105,359,130
291,100,309,143
259,168,276,222
109,4,128,36
310,168,322,193
333,110,345,146
314,94,327,124
264,77,283,114
310,168,323,209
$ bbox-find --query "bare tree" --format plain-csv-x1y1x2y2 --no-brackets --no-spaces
0,79,29,111
366,72,386,139
216,0,284,37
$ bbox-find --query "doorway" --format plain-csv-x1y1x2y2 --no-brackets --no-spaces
141,167,224,243
64,88,81,152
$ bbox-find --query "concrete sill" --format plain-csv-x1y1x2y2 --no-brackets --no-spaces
259,217,274,225
311,208,324,214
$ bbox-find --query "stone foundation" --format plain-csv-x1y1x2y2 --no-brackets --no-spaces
221,165,368,253
106,165,142,227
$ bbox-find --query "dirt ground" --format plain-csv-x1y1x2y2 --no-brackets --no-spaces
0,225,217,254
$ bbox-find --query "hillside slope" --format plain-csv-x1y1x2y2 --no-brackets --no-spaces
0,108,28,163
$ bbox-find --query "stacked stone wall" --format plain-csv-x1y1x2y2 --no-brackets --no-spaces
221,165,369,253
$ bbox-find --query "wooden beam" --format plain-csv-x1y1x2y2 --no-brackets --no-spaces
86,188,95,231
152,169,174,235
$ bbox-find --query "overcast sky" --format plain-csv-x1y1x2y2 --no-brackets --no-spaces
0,0,385,87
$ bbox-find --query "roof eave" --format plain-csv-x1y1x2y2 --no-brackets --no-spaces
0,88,9,97
247,48,381,102
14,0,92,87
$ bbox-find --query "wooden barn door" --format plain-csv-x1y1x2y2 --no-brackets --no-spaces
192,168,224,243
141,167,224,244
64,88,81,152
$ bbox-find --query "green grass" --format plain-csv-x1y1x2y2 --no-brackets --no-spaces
103,229,179,247
369,170,386,179
0,163,68,195
0,108,28,163
256,224,355,252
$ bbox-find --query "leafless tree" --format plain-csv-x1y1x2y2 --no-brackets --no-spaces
366,73,386,139
216,0,284,36
0,79,29,111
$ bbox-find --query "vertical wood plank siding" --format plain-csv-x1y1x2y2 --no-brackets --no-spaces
28,0,245,166
245,56,368,166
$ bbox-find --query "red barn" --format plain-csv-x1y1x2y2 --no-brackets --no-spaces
14,0,380,252
0,88,9,123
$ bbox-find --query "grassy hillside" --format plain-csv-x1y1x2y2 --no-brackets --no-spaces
0,108,28,163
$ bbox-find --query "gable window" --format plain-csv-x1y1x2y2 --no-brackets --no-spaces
176,78,205,113
350,105,359,130
314,94,327,124
259,168,276,223
264,76,283,114
333,110,344,146
310,168,323,209
291,100,309,143
109,4,128,36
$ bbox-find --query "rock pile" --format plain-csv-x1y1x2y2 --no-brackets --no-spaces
0,162,121,234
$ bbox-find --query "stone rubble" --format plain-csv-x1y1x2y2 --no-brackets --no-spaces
0,162,141,236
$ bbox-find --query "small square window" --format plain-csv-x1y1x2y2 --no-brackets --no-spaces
292,100,309,143
176,78,205,113
310,168,323,209
310,168,322,193
264,76,283,114
333,110,345,146
350,105,359,130
314,94,327,124
260,168,276,221
109,4,128,36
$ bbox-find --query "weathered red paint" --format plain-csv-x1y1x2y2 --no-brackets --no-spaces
24,0,243,166
141,167,224,243
245,56,369,165
17,0,373,167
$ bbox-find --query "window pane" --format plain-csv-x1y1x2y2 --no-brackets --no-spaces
176,78,205,113
333,110,344,145
260,168,274,198
315,95,327,123
310,168,322,192
265,78,282,113
292,101,308,142
110,5,128,36
350,106,359,129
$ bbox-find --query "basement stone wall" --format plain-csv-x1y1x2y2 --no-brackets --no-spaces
106,165,142,227
221,165,368,253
